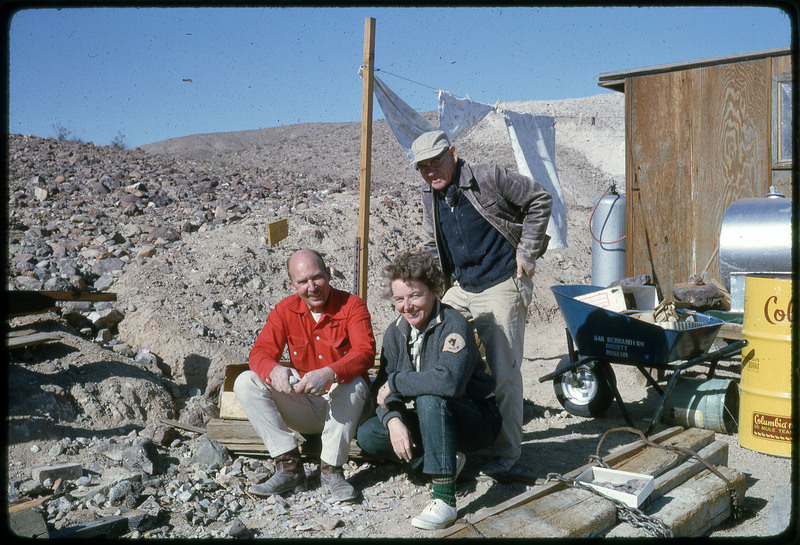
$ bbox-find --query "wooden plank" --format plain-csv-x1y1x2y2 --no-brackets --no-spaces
627,69,694,293
357,17,375,301
606,465,746,537
649,439,728,501
9,290,117,317
48,515,128,539
446,431,729,539
467,487,617,538
266,218,288,247
612,428,715,476
7,328,38,338
6,332,61,350
439,426,685,538
448,428,715,538
158,418,206,434
207,419,260,444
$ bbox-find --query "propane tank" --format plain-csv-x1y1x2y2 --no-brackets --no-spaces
718,186,793,291
591,182,627,287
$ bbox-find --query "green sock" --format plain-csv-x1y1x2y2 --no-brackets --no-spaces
432,476,457,507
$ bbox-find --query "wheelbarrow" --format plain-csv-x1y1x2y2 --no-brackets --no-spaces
539,285,747,435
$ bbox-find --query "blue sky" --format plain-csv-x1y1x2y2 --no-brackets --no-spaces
7,5,794,148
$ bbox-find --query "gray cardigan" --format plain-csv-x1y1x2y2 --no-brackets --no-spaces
374,301,496,428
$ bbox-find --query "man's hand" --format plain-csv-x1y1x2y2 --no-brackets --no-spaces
294,367,335,396
269,365,301,394
387,417,415,462
516,256,536,279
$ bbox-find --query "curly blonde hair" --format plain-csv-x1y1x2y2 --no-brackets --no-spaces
382,250,445,299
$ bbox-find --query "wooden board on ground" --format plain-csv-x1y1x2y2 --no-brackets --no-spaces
7,332,61,350
440,427,741,539
606,466,745,537
206,418,368,460
8,290,117,317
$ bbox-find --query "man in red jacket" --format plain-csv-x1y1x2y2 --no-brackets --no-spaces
234,249,376,502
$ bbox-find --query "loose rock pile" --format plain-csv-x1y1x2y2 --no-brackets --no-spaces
7,94,626,538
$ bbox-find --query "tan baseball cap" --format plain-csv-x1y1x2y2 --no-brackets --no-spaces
411,130,450,165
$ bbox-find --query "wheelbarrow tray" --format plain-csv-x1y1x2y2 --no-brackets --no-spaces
551,285,724,367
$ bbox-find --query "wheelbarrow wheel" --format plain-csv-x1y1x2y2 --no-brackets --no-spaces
553,356,615,417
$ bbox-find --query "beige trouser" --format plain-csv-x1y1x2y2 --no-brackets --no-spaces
442,273,533,463
233,370,370,467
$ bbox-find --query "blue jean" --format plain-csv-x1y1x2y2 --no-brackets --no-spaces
357,394,502,476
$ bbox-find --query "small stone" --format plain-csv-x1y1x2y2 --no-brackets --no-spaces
227,518,247,537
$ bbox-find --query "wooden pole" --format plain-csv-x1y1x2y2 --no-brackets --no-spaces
357,17,375,301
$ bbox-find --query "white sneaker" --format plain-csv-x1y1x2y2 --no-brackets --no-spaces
411,498,458,530
455,451,466,480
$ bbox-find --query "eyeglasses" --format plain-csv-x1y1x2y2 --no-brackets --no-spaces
415,150,448,171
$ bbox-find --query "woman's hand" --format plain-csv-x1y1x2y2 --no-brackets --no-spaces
387,417,415,462
377,381,392,409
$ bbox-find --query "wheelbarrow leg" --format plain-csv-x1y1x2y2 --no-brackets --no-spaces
635,366,664,395
599,361,634,427
646,365,686,435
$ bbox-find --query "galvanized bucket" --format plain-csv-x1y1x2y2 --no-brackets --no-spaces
661,377,739,434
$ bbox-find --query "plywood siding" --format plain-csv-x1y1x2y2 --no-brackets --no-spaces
626,70,694,297
625,57,775,296
688,59,771,282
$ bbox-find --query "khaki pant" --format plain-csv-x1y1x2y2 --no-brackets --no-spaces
234,370,370,467
442,273,533,463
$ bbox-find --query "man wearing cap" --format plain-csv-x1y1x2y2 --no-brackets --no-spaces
411,130,552,479
234,249,376,502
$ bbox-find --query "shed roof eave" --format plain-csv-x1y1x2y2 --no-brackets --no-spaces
596,46,793,93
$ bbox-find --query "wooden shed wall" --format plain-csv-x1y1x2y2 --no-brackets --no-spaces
624,54,789,297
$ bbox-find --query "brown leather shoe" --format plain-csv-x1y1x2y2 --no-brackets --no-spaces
320,462,356,502
250,451,306,496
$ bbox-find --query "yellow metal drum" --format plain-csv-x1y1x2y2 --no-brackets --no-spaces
739,274,793,457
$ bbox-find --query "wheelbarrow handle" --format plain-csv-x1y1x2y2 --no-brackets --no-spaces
539,355,595,383
681,339,748,370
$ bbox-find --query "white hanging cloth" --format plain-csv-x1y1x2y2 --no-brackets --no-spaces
437,90,495,141
503,111,568,249
372,75,437,161
369,73,567,248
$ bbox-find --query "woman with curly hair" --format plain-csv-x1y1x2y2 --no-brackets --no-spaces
357,250,502,530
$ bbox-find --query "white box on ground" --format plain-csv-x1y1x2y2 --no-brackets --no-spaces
575,466,655,508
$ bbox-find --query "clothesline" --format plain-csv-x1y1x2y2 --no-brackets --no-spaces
370,66,623,121
368,70,569,250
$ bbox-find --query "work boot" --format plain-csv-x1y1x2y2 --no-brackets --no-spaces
249,450,306,497
320,462,357,502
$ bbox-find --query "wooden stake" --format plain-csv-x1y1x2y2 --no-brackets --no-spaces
357,17,375,301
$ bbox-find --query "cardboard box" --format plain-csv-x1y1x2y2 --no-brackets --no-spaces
575,285,659,313
220,363,250,420
575,466,655,508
